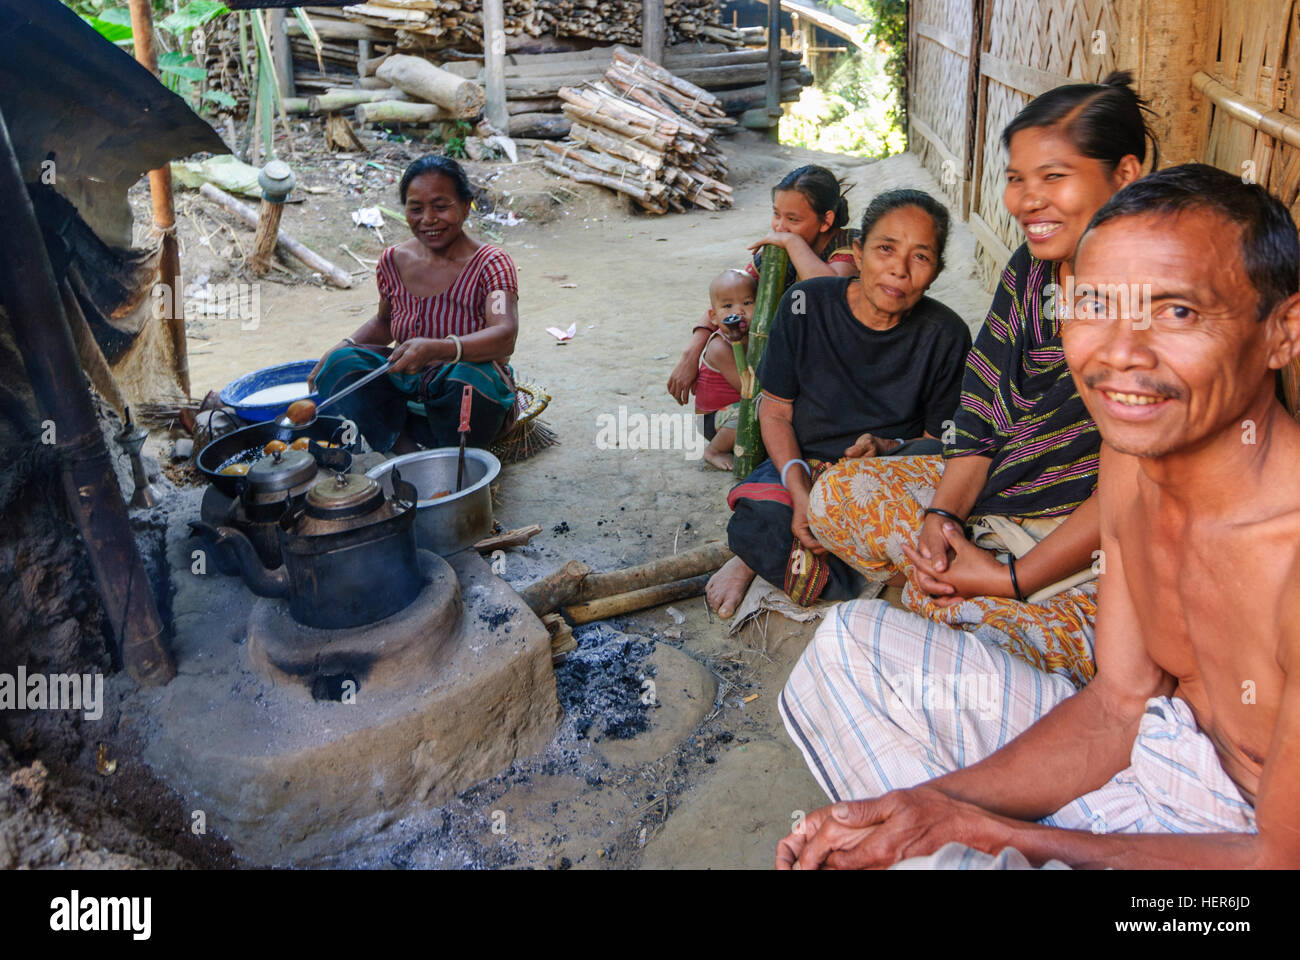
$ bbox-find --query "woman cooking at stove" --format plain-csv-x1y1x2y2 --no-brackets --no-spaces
307,155,518,452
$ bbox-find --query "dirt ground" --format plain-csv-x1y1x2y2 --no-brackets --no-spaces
111,125,991,869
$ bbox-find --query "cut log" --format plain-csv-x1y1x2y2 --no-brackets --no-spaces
324,112,366,151
286,19,393,42
508,112,572,139
568,121,664,170
376,53,486,117
542,158,655,203
519,560,592,616
715,78,804,114
576,542,732,601
355,99,457,124
540,140,656,185
542,612,577,660
562,574,710,625
507,97,562,115
308,88,410,112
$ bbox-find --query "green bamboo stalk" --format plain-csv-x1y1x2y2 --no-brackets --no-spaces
732,248,789,479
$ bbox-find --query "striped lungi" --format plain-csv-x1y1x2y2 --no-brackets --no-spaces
781,600,1258,861
780,599,1077,803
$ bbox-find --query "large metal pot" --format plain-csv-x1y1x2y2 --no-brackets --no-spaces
366,448,500,556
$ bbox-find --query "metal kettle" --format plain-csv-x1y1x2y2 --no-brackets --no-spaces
191,469,425,629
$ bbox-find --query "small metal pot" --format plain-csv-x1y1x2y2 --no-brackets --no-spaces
366,448,500,556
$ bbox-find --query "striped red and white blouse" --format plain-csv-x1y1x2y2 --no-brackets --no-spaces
377,242,519,343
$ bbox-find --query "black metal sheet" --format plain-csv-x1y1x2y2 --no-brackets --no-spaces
0,0,230,247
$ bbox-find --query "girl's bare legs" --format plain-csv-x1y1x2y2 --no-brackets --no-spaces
703,427,736,471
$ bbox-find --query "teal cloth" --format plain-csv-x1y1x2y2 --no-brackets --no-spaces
316,347,514,411
314,346,515,452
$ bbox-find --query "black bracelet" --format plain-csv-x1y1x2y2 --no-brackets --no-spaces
1008,555,1026,602
923,507,966,526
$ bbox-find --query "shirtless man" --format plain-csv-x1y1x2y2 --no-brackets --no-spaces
777,163,1300,869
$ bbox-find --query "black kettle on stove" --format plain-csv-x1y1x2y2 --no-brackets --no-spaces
190,468,424,629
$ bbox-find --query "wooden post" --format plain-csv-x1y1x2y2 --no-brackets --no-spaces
270,8,294,99
483,0,509,132
765,0,782,127
642,0,665,65
199,183,354,288
1122,0,1211,167
128,0,190,398
251,160,295,277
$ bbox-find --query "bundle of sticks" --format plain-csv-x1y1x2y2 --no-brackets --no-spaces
541,46,734,214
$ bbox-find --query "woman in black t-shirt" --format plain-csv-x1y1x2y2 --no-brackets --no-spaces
707,190,972,618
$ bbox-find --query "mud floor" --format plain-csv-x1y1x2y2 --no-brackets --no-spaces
6,123,991,869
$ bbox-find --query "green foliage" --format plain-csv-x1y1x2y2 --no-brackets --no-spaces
443,120,474,159
66,1,231,116
849,0,908,132
160,0,227,35
779,0,909,158
780,44,904,158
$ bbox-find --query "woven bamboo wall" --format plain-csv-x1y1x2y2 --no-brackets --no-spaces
908,0,979,215
967,0,1130,287
1198,0,1300,220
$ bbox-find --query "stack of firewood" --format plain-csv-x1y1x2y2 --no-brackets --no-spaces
540,46,733,214
316,1,742,50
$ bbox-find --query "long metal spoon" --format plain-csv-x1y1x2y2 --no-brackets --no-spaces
279,360,393,430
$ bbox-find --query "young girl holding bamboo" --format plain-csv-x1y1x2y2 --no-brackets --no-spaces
666,165,859,407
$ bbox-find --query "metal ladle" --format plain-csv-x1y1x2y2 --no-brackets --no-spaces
278,360,393,430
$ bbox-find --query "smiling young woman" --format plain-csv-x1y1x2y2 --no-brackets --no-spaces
307,156,520,453
799,73,1159,711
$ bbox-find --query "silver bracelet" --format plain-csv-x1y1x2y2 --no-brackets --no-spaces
780,458,811,489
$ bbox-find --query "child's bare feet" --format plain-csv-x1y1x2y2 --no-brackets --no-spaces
703,447,734,471
706,555,755,618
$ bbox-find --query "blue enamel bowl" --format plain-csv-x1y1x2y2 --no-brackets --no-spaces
219,360,320,423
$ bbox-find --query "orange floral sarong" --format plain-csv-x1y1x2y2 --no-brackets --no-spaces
807,455,1097,689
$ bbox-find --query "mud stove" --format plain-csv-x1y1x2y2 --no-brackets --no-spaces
140,449,561,865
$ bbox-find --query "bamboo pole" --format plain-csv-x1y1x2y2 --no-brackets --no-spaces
733,247,788,478
1191,71,1300,151
562,575,710,626
129,0,190,398
575,542,732,601
0,105,175,686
